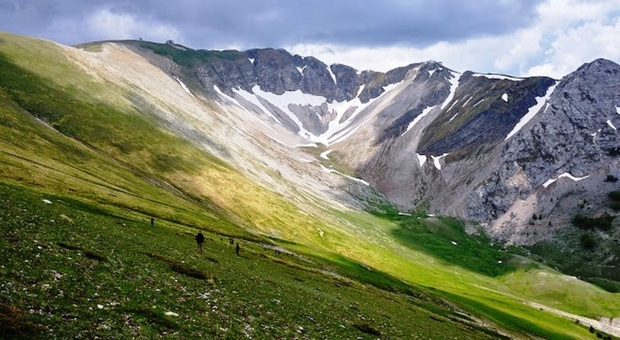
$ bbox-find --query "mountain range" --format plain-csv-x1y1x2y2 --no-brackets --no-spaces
130,40,620,245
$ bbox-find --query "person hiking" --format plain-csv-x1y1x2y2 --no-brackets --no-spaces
235,242,240,256
150,217,155,228
196,232,205,254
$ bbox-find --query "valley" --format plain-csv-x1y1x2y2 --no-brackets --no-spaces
1,32,619,338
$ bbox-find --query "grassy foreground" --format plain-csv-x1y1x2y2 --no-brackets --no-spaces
0,181,506,339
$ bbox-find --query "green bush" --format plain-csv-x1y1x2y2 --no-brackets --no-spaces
608,191,620,201
580,232,597,250
610,201,620,212
572,214,614,231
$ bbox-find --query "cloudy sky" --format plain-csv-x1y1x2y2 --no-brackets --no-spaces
1,0,619,78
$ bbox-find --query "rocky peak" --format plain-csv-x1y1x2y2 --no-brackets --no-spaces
467,58,620,224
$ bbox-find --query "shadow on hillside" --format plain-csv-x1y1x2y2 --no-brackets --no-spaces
328,254,427,296
386,214,517,277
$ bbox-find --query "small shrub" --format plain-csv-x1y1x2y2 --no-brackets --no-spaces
580,232,597,250
57,242,82,251
353,323,381,336
607,191,620,201
143,252,212,280
83,250,108,262
585,277,620,293
170,263,209,280
604,175,618,183
572,214,614,231
0,303,45,338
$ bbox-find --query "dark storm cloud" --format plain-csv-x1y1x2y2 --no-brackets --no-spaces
0,0,540,49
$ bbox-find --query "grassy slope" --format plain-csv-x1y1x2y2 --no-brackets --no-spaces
1,182,509,339
0,33,615,338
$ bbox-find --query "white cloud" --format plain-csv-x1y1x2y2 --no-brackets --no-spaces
88,9,137,37
524,17,620,77
291,0,620,78
87,8,180,43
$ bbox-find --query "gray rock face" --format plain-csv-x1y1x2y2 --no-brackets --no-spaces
419,74,556,154
330,64,362,101
466,59,620,223
192,47,418,105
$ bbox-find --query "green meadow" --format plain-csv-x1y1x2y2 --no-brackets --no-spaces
0,32,617,338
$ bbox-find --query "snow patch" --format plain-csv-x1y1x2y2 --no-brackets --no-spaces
617,106,620,115
446,99,460,112
501,93,508,102
248,57,255,64
472,73,524,81
542,172,590,188
295,142,319,148
174,77,194,97
428,69,436,77
319,164,369,185
294,156,314,163
214,85,242,107
231,86,278,121
417,153,427,167
440,73,460,110
431,153,449,170
403,106,434,135
325,80,405,144
327,65,337,84
42,199,52,204
591,131,598,144
229,79,404,145
448,111,460,123
398,212,412,216
451,241,458,245
472,98,485,107
297,66,306,75
320,149,332,160
607,119,617,131
505,83,557,141
165,311,179,317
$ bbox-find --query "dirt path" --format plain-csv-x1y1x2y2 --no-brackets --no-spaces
527,301,620,338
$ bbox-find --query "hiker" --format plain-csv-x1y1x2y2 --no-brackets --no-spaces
150,217,155,228
235,242,240,256
196,232,205,254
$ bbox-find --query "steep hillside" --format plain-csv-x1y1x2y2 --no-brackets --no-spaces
1,32,620,338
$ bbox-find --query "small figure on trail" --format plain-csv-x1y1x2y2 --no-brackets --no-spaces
150,217,155,228
235,242,240,256
196,232,205,254
229,238,234,245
